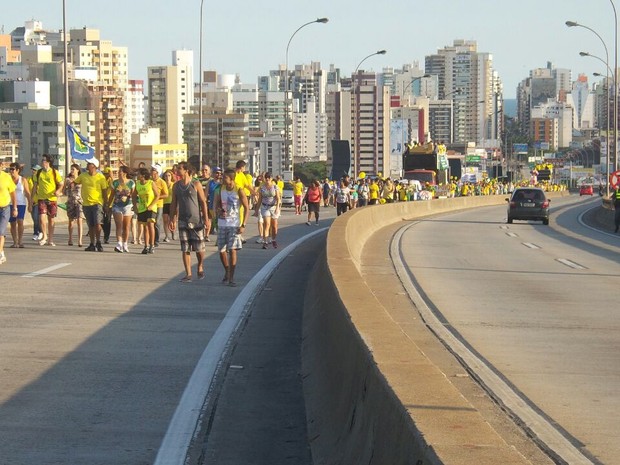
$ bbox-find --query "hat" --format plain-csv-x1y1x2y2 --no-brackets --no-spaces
86,157,99,168
151,163,162,176
214,167,222,173
32,164,42,171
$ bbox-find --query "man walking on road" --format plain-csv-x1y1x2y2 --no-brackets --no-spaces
168,162,208,283
75,158,109,252
34,154,63,246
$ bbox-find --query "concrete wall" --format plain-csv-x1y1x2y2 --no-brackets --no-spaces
302,193,568,465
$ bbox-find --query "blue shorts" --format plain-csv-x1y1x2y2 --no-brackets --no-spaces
8,205,26,222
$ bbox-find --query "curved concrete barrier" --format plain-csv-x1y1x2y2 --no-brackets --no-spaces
302,193,568,465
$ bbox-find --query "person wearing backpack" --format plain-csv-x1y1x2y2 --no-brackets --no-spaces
33,154,63,247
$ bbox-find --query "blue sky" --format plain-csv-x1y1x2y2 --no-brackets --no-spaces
2,0,618,98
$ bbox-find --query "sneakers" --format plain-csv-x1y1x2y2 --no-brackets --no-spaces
0,252,6,265
96,242,104,252
114,245,123,253
85,244,96,252
162,238,170,243
141,246,149,255
148,246,154,254
314,221,319,226
37,232,44,241
256,238,264,244
122,243,130,253
272,240,278,249
306,221,311,226
262,242,268,250
32,233,39,241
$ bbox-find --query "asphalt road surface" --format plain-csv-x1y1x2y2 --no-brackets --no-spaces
395,195,619,465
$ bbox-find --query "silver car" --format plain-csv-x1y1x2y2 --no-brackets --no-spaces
506,187,550,225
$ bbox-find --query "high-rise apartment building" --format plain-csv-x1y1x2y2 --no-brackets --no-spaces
125,80,145,144
425,40,503,147
148,50,193,144
293,97,328,162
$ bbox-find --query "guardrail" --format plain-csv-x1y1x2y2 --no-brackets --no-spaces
302,193,569,465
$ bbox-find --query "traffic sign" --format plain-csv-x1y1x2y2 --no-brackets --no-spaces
611,170,620,189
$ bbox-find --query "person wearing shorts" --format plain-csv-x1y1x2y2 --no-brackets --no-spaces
133,168,160,255
215,169,249,287
168,162,208,282
109,166,135,253
34,154,63,246
8,163,32,248
0,168,18,265
257,172,281,249
75,158,109,252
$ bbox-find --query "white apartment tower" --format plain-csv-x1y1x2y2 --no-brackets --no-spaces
148,50,193,144
125,80,146,143
293,97,328,162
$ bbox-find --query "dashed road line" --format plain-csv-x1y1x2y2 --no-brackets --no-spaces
522,242,540,249
556,258,587,270
21,263,71,278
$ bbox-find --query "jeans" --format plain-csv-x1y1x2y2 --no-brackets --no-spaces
31,203,40,236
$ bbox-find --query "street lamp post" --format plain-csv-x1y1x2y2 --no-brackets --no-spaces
284,17,328,179
402,73,431,105
63,0,70,176
198,0,205,166
444,88,461,144
610,0,618,173
567,20,611,195
580,51,614,194
352,49,386,176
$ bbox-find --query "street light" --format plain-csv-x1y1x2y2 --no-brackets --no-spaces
62,0,70,176
351,49,386,176
198,0,205,166
609,0,618,173
402,73,431,104
445,88,462,144
567,20,611,195
284,17,328,178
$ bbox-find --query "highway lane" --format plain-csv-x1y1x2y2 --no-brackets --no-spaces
396,194,620,465
0,207,335,465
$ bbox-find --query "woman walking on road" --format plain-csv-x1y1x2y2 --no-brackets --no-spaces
304,180,322,225
64,163,83,247
257,172,281,249
8,163,31,248
110,166,135,253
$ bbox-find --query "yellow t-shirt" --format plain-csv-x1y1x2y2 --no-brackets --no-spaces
164,181,174,204
29,176,38,203
277,180,284,193
154,177,169,208
0,171,16,207
75,172,108,207
293,181,304,196
36,168,63,202
369,183,379,200
234,171,252,196
136,180,157,213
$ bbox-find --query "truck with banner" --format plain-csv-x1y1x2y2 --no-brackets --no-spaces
401,142,449,186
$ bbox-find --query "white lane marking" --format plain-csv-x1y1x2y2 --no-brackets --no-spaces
556,258,587,270
153,227,328,465
506,232,518,237
21,263,71,278
522,242,540,249
499,225,509,230
392,224,595,465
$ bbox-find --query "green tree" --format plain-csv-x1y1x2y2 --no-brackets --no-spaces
294,161,327,185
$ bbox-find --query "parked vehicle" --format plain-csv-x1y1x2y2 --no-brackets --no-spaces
506,187,550,225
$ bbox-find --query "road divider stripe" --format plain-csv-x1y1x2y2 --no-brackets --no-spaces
522,242,540,249
556,258,587,270
21,263,71,278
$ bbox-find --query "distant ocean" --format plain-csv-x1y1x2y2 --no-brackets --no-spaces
504,99,516,118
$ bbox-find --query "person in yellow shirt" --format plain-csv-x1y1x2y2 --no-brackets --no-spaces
368,178,380,205
28,164,42,241
33,154,63,246
151,164,169,246
74,158,109,252
133,167,160,254
0,168,18,265
234,160,254,243
292,176,304,215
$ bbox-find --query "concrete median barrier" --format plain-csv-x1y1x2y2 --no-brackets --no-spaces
302,193,568,465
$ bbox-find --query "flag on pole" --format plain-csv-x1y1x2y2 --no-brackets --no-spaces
66,124,95,160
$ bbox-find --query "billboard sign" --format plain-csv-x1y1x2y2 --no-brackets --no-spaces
513,143,528,154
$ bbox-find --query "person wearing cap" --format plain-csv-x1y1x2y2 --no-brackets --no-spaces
74,158,109,252
0,166,18,265
33,154,63,246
